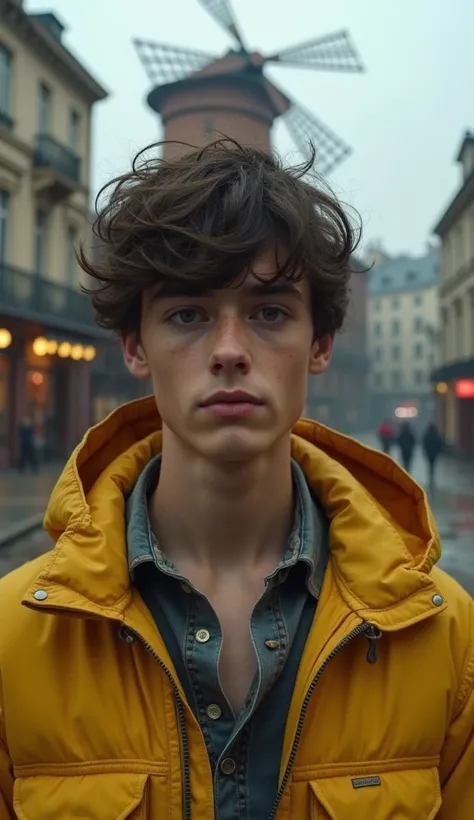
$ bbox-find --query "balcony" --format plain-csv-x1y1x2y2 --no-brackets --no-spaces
0,264,106,338
33,134,81,202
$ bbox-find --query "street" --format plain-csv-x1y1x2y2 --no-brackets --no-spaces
0,440,473,597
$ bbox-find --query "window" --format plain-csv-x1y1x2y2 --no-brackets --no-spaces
392,344,400,361
203,119,214,138
391,297,400,309
66,226,77,285
373,347,382,362
373,321,382,339
413,316,424,333
37,82,51,133
414,370,424,386
69,109,80,151
414,342,423,359
392,371,401,389
0,190,10,263
374,373,383,388
413,294,422,307
373,299,381,312
406,270,417,283
382,276,391,286
34,209,48,274
392,319,400,336
0,45,12,122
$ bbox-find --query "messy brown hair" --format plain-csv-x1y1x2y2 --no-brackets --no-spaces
79,139,360,338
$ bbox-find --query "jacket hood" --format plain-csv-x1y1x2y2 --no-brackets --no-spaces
34,397,442,630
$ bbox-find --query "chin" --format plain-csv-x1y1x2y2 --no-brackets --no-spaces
197,429,276,463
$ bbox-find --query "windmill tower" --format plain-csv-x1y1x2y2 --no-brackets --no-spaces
134,0,364,172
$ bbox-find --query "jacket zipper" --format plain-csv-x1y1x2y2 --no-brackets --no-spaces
268,621,374,820
122,627,191,820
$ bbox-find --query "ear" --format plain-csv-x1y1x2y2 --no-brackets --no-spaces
308,334,333,376
122,333,151,380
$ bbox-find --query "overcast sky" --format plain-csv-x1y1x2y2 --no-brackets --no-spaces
27,0,474,256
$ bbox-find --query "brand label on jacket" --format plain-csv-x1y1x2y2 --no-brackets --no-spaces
352,776,382,789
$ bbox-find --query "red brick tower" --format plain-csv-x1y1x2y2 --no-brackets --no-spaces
135,0,364,170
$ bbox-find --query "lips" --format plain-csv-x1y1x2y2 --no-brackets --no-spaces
199,391,264,419
200,391,263,407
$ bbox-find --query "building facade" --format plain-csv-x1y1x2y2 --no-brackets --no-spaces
433,130,474,456
0,0,110,467
366,246,440,428
306,258,369,433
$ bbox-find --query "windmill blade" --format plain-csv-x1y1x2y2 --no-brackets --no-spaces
197,0,246,50
134,39,217,85
283,103,351,176
266,30,363,73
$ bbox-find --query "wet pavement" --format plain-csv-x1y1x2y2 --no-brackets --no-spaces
0,442,472,598
0,463,62,533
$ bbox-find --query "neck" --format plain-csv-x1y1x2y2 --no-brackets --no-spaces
149,430,294,571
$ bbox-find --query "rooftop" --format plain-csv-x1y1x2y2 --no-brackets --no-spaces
368,248,439,296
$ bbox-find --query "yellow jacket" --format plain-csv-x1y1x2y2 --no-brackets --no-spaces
0,397,473,819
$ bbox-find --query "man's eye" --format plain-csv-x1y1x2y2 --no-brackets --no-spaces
169,309,206,325
254,306,289,323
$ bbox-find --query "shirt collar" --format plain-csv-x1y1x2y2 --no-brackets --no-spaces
126,455,328,598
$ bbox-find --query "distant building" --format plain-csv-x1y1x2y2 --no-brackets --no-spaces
367,246,440,427
0,2,146,467
306,257,369,433
433,130,474,456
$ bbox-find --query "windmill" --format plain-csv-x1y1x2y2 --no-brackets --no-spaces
134,0,364,173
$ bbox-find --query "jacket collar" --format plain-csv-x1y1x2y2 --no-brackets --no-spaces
23,397,444,631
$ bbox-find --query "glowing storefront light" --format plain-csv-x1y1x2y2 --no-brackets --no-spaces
32,337,48,356
70,344,84,360
83,345,96,361
58,342,72,358
0,329,12,350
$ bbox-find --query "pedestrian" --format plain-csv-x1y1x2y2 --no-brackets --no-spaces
0,140,472,818
422,422,444,486
377,418,396,454
397,420,417,473
17,415,38,474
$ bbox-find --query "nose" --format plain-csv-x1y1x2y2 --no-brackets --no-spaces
208,316,251,376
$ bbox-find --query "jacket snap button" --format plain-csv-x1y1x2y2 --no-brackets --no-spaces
196,629,210,643
33,590,48,601
220,758,236,776
432,594,443,607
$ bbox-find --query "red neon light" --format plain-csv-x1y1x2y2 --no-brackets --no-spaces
455,379,474,398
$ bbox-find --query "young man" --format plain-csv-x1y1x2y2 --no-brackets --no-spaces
0,141,472,819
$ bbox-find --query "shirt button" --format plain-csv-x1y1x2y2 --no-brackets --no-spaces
220,758,236,776
264,639,279,650
195,629,210,643
206,704,222,720
181,582,192,594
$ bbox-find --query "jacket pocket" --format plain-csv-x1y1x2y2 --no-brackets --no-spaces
310,767,442,820
13,771,149,819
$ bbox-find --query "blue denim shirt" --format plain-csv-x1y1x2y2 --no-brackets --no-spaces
127,456,329,820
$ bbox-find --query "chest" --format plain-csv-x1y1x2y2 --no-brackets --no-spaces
206,580,266,714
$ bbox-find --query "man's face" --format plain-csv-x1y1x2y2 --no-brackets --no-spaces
123,249,333,462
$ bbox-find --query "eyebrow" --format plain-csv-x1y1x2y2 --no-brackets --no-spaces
152,280,303,301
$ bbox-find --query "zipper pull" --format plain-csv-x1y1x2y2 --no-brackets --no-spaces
365,625,382,664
